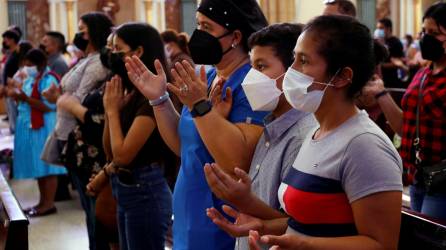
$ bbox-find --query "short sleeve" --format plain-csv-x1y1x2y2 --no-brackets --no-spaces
340,133,403,203
135,99,154,118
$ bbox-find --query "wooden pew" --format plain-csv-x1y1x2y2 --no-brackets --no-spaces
399,208,446,250
0,171,28,250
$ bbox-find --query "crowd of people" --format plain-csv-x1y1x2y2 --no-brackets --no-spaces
0,0,445,249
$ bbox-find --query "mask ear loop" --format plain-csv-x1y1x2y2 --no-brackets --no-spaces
217,31,236,56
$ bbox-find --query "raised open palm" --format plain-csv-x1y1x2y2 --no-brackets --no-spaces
125,55,167,100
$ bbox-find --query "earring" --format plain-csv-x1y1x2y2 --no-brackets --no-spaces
231,43,237,48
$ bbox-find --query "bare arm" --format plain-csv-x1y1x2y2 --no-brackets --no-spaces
362,76,403,135
376,93,403,135
125,57,181,156
194,112,263,173
153,99,181,156
57,94,88,123
103,115,112,161
104,76,155,167
168,62,263,173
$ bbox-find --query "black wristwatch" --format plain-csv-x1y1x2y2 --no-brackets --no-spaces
190,100,212,118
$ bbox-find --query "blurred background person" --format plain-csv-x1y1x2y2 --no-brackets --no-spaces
40,31,69,77
12,48,66,216
322,0,356,17
1,28,21,133
41,11,113,250
161,29,194,70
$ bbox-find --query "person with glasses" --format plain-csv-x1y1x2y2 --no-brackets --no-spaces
364,2,446,221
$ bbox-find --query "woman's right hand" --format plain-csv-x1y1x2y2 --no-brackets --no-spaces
206,205,264,237
125,56,167,100
86,170,108,197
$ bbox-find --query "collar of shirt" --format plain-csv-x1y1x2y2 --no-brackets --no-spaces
263,109,309,143
426,64,446,77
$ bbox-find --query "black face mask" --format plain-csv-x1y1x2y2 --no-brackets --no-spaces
109,52,133,91
39,44,47,53
2,41,10,50
73,32,89,52
420,34,445,62
188,29,233,65
100,47,111,69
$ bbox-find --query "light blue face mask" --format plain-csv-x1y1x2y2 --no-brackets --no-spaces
24,66,39,78
374,29,385,39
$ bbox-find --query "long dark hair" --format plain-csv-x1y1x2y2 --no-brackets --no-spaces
115,22,171,83
80,12,114,51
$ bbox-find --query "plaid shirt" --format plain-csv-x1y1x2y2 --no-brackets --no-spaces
400,66,446,184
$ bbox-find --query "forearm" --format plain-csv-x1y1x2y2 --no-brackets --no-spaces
262,217,289,236
153,99,181,156
107,112,126,165
381,62,398,69
66,102,88,123
194,110,261,173
376,93,403,135
103,117,113,161
238,193,286,220
297,235,387,250
25,97,51,112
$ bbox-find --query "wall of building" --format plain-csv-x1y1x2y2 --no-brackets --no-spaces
26,0,50,44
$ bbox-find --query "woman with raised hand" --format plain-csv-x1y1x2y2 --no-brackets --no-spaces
206,15,403,250
100,22,173,250
126,1,268,249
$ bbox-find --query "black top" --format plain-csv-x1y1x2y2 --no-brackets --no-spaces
64,84,106,173
382,36,405,88
120,91,173,168
2,51,19,85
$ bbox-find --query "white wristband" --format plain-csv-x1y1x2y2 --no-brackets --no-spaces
148,92,169,106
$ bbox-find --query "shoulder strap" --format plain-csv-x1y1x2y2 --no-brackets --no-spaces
414,73,428,165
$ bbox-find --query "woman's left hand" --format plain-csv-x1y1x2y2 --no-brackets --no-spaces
103,75,124,114
168,62,208,110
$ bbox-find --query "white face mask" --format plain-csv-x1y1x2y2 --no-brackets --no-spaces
242,68,283,111
283,67,337,113
23,66,38,78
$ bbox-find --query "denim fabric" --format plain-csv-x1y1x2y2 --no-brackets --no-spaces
6,97,17,133
409,185,446,221
70,168,109,250
111,165,172,250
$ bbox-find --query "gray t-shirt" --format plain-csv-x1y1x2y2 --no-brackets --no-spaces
48,53,69,77
235,109,317,250
278,110,403,237
54,53,109,140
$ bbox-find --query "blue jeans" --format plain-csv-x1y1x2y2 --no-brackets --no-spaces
70,168,109,250
111,164,172,250
409,185,446,221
